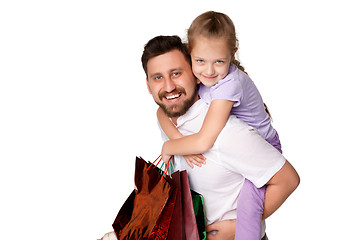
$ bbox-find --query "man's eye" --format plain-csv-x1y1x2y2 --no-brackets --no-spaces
172,72,180,77
154,76,162,80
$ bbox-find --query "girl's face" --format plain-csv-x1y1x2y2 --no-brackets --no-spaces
191,36,233,87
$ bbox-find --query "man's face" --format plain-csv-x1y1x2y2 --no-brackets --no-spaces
146,49,200,119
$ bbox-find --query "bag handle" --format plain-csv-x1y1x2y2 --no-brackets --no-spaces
147,154,162,171
147,154,175,181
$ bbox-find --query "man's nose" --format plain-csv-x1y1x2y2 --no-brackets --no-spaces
163,77,176,92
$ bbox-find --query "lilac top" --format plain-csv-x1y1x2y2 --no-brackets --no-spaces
198,64,276,141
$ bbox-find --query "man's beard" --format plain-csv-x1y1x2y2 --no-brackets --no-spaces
155,87,198,118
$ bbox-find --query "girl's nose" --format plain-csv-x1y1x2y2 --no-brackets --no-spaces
205,64,215,76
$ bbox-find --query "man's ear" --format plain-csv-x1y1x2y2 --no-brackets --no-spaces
146,78,152,94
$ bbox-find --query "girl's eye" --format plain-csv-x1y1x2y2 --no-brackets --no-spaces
196,59,204,63
216,60,224,64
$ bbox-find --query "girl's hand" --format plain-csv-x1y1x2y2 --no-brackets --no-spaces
161,152,172,164
206,220,236,240
183,154,206,168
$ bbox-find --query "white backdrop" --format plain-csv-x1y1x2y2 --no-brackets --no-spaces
1,0,359,239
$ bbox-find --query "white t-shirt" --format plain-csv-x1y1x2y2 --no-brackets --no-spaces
159,99,285,229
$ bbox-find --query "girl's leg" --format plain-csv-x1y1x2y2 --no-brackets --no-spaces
235,132,282,239
267,131,282,153
235,179,266,240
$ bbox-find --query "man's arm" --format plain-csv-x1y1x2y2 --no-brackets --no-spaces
262,160,300,220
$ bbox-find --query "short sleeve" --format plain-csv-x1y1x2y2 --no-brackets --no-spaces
210,76,243,108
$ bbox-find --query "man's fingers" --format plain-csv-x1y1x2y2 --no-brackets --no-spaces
206,222,218,232
206,235,216,240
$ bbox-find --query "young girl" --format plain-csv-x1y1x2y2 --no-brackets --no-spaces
158,11,282,240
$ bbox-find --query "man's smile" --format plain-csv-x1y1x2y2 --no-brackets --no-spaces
159,88,185,103
165,93,182,100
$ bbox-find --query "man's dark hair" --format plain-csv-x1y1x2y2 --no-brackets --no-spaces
141,35,191,78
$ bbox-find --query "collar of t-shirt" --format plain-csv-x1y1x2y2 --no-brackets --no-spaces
172,99,207,128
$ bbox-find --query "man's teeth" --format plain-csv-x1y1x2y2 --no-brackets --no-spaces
165,93,181,100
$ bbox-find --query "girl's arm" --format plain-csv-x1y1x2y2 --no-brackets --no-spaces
157,107,183,139
158,107,206,167
161,99,234,161
262,160,300,220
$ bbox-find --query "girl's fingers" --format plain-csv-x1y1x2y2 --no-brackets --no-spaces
184,154,206,168
185,158,194,168
194,154,206,164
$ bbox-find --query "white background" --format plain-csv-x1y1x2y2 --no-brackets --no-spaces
1,0,359,239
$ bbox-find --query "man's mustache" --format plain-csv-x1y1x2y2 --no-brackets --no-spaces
158,87,186,99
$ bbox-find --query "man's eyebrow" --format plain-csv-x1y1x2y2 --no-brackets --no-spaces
149,72,161,78
149,68,183,79
170,67,184,72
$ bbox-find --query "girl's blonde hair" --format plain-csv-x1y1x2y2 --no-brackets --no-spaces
187,11,247,74
187,11,273,119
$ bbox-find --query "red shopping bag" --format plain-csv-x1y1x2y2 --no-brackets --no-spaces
180,170,200,240
112,157,177,240
166,169,200,239
165,170,185,240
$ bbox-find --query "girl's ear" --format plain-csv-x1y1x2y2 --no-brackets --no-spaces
231,48,238,61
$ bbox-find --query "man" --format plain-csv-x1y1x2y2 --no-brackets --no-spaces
143,35,299,240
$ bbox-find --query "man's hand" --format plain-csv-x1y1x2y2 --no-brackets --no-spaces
99,231,117,240
206,220,236,240
184,154,206,168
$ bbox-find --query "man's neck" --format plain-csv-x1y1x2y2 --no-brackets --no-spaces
170,117,179,126
170,95,199,126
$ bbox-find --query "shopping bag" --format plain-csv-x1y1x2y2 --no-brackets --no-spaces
165,169,202,240
154,160,205,240
112,155,205,239
191,190,206,240
165,170,185,240
112,156,177,240
180,171,201,240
